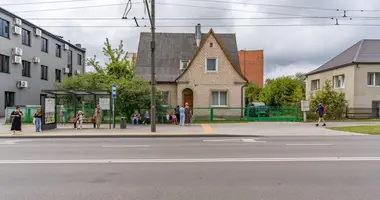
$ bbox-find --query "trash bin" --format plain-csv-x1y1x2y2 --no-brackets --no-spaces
120,117,127,129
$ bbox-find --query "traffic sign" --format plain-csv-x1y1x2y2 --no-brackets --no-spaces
112,84,116,99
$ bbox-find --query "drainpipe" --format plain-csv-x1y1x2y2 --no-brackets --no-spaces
241,84,247,119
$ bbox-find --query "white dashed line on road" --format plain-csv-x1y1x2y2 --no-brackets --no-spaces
285,144,332,146
101,145,150,148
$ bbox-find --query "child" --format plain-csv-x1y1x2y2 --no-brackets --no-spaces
143,111,150,125
171,113,177,124
76,111,84,130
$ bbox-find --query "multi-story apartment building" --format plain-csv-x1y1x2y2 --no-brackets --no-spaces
0,7,86,117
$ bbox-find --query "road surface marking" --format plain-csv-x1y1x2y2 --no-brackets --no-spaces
0,140,32,145
286,144,332,146
201,124,214,133
3,157,380,164
203,139,266,143
101,145,150,148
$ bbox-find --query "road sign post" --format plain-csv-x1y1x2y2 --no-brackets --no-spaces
112,84,116,129
301,100,310,123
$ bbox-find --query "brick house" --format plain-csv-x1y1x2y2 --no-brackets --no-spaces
238,50,264,87
135,24,247,112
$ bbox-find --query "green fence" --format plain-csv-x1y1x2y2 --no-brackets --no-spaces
246,106,300,121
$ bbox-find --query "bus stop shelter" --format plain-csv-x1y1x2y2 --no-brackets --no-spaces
40,90,112,131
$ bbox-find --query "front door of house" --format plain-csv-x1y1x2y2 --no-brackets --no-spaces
183,94,193,108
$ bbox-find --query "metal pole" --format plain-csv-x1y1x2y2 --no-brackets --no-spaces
113,98,115,129
150,0,156,132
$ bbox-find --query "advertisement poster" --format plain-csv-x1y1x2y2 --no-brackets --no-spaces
99,98,110,110
45,98,55,124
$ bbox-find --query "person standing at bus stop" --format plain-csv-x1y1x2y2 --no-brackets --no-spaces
10,106,23,135
94,104,102,129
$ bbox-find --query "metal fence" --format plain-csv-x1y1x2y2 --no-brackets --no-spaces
246,106,300,122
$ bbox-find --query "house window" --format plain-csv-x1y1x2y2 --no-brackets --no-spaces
206,57,218,72
77,54,82,65
211,91,227,107
21,28,31,46
41,37,48,53
55,69,62,82
41,65,48,80
180,60,189,70
162,91,169,106
311,79,320,91
22,60,31,77
368,72,380,86
333,75,345,88
0,18,9,39
4,91,15,108
0,54,10,73
55,44,61,58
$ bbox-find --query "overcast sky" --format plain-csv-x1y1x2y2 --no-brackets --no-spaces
2,0,380,79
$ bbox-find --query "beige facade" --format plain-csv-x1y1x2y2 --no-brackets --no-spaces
156,30,247,118
306,64,380,108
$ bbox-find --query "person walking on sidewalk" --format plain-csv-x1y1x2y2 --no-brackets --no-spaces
59,105,66,126
34,109,42,132
179,105,185,126
184,102,192,126
175,105,180,125
315,103,327,127
10,106,23,135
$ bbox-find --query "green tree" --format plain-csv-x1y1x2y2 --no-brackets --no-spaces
259,76,304,106
87,38,134,79
245,83,262,104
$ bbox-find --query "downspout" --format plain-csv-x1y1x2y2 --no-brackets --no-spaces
241,84,247,119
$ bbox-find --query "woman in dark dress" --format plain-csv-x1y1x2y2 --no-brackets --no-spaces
184,102,192,126
10,106,23,135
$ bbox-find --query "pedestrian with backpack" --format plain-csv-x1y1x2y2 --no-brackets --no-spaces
315,103,326,127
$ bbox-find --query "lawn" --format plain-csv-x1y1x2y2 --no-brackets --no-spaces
329,125,380,135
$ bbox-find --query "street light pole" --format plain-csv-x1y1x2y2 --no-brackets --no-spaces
150,0,156,132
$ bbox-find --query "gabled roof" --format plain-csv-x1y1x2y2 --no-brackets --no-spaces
175,29,248,82
307,39,380,76
134,30,241,82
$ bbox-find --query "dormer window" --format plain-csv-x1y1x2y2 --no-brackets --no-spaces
180,60,189,70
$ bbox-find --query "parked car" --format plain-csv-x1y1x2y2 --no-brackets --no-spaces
248,102,270,117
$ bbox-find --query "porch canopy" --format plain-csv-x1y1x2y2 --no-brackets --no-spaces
41,90,112,131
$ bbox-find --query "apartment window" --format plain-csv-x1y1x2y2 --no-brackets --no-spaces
206,57,218,72
77,54,82,65
211,91,227,107
4,92,15,108
311,79,320,91
22,60,31,77
180,60,189,70
55,69,62,82
333,75,345,89
0,18,9,38
41,65,48,80
368,72,380,86
41,37,48,53
55,44,61,57
21,28,31,46
162,91,169,106
0,54,10,73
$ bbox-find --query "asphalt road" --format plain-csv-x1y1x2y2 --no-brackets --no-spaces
1,136,380,200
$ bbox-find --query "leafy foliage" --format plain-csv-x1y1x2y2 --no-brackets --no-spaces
245,83,262,104
259,76,304,106
309,80,347,120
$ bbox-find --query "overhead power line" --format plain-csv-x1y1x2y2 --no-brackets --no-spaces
0,0,92,6
25,16,337,20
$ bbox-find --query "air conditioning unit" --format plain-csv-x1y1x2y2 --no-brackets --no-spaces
63,68,70,74
12,47,23,56
75,69,81,75
34,28,42,37
32,57,40,63
63,44,69,50
12,55,22,64
17,81,28,88
14,18,22,26
13,26,22,35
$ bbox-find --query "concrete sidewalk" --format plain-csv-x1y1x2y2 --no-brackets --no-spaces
0,121,376,138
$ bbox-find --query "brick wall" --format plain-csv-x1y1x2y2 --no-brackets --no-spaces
238,50,264,87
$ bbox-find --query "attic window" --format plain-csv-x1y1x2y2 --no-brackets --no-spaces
180,60,189,70
210,42,213,47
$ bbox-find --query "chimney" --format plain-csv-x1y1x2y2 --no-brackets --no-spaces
195,23,201,47
75,44,82,48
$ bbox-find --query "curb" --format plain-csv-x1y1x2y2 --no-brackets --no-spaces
0,134,262,139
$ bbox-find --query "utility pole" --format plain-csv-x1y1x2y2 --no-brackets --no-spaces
150,0,156,132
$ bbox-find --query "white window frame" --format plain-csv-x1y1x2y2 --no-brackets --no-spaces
333,75,345,89
311,79,320,91
367,72,380,87
211,91,228,107
205,57,218,72
162,91,170,106
180,59,189,70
